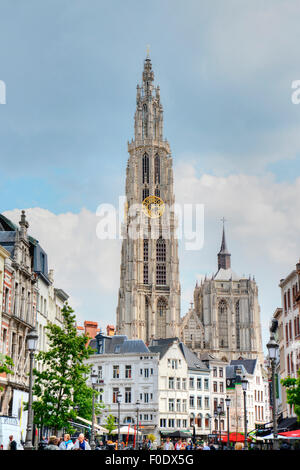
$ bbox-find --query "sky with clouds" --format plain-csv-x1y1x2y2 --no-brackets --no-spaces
1,0,300,352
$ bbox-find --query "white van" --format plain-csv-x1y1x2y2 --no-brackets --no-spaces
0,415,24,450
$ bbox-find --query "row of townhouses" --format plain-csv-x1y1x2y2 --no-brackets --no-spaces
271,258,300,431
86,333,271,442
0,211,68,437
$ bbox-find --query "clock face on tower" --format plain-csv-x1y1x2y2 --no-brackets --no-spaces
142,195,165,219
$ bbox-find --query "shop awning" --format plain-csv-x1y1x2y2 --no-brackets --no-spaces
279,430,300,439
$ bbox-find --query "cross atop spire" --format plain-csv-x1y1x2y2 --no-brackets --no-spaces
217,218,231,270
219,217,229,255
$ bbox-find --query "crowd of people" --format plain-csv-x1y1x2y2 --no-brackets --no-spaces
3,432,298,451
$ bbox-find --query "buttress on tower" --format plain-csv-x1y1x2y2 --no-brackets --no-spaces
116,56,181,343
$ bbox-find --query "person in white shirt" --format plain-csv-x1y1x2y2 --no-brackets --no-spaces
163,438,174,450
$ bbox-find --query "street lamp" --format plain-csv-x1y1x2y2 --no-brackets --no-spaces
135,400,140,450
225,396,231,449
267,335,279,450
207,413,212,435
24,327,38,450
241,376,248,450
217,405,222,446
90,370,98,450
117,392,122,449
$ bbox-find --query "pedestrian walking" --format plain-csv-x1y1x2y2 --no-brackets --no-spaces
163,437,174,450
7,435,17,451
174,439,183,450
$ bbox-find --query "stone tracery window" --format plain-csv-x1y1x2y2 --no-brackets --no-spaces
155,154,160,184
218,299,228,348
156,237,166,262
142,153,149,184
156,298,167,338
142,104,148,138
236,300,241,350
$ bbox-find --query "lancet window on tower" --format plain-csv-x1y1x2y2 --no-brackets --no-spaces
143,263,149,284
143,239,148,262
143,239,149,284
145,297,150,342
236,300,240,350
156,237,166,285
218,299,228,348
156,237,166,262
157,298,167,338
142,153,149,184
142,103,148,138
155,154,160,184
142,188,149,201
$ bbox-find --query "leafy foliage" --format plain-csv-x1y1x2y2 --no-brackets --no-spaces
0,354,14,391
0,354,13,374
281,369,300,421
32,304,103,433
147,433,156,443
104,414,116,434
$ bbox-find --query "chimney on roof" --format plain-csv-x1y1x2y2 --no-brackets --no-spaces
107,325,115,336
84,321,98,339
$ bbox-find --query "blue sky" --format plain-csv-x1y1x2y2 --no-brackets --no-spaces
1,1,300,352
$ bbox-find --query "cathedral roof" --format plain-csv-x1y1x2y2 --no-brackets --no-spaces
213,267,239,281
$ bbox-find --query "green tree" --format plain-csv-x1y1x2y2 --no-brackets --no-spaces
0,353,13,374
0,354,13,391
105,414,116,435
31,304,102,433
281,369,300,421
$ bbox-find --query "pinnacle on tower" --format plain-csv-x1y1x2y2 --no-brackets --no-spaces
19,209,29,237
217,218,231,270
142,54,154,95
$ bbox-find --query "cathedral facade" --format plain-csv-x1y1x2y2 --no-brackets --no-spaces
116,56,181,343
180,225,264,364
116,56,264,365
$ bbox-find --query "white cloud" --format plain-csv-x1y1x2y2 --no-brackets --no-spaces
175,163,300,267
4,167,300,351
3,207,121,326
175,162,300,350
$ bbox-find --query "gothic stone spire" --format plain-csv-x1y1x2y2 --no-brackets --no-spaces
134,55,163,142
218,218,231,270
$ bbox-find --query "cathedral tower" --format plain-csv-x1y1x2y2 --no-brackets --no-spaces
180,222,264,364
116,56,181,343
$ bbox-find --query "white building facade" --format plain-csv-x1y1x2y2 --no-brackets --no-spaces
87,333,160,440
278,259,300,419
148,338,190,437
227,360,271,434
